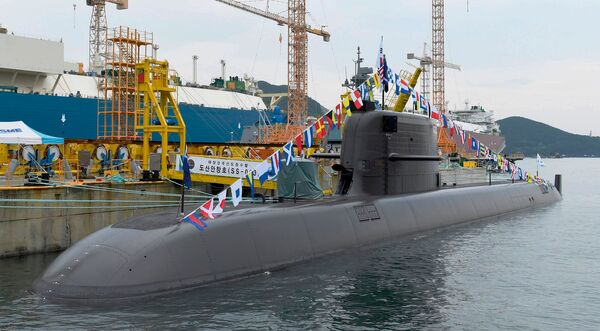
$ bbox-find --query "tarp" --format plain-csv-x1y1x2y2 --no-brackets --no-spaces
0,121,64,145
277,159,324,200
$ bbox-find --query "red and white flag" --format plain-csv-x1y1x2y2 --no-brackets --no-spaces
212,190,227,215
200,199,215,219
351,90,363,109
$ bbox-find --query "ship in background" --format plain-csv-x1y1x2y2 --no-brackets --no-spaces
0,26,271,144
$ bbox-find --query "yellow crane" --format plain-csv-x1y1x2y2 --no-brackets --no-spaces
214,0,330,143
86,0,128,73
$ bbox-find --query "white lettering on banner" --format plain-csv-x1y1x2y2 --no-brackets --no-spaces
177,155,264,178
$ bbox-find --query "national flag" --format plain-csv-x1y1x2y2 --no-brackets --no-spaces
185,212,207,232
479,142,486,157
379,55,389,93
230,178,243,207
283,142,294,166
448,119,455,137
212,189,227,214
431,105,440,120
537,153,545,167
200,198,215,220
180,149,191,189
394,73,400,95
471,136,478,151
295,134,303,156
269,151,280,177
375,36,384,78
459,129,466,144
304,127,314,148
245,172,255,198
257,161,270,186
441,114,448,128
351,89,364,109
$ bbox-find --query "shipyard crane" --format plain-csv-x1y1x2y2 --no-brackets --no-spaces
87,0,128,74
214,0,330,143
432,0,446,113
407,42,460,101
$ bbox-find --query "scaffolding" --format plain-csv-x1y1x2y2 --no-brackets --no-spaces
98,26,153,141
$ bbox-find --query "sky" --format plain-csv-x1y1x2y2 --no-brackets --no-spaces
1,0,599,135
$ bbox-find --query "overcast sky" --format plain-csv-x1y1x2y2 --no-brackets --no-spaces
1,0,598,135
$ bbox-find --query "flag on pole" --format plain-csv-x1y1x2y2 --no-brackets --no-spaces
537,153,545,167
471,136,478,151
394,73,400,95
283,142,294,166
212,189,227,214
200,199,215,220
180,150,191,189
441,114,448,128
245,172,255,198
351,89,364,109
459,129,466,144
185,212,207,232
230,178,243,207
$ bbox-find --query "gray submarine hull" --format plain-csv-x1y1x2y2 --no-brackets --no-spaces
32,111,562,301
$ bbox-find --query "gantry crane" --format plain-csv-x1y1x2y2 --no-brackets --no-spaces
407,42,460,101
214,0,330,143
86,0,128,74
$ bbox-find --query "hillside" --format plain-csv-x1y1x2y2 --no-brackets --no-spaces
498,116,600,157
257,81,328,118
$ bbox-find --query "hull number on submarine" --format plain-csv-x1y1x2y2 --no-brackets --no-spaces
354,204,380,222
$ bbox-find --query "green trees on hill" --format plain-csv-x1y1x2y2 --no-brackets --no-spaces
499,117,600,157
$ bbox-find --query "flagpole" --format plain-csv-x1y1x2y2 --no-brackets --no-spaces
180,178,185,215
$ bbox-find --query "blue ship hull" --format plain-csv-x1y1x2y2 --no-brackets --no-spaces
0,92,263,143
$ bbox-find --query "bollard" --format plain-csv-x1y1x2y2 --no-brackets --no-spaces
489,172,492,186
555,174,562,195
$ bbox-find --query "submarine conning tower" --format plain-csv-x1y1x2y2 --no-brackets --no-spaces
338,110,440,196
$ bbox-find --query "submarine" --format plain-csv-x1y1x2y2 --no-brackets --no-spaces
32,107,562,301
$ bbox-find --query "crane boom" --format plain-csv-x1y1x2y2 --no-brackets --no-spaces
214,0,330,41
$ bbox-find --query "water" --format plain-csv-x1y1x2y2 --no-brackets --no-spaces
1,158,597,330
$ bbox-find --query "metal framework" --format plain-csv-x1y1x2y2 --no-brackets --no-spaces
214,0,330,144
87,0,128,74
88,1,107,74
432,0,445,113
135,59,186,176
98,26,152,141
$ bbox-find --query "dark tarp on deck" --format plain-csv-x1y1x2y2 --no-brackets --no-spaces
277,159,323,200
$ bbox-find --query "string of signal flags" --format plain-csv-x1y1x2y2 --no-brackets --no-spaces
177,56,549,233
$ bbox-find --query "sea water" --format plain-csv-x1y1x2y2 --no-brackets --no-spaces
0,158,596,330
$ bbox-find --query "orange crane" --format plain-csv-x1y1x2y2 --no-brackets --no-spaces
214,0,330,144
86,0,128,74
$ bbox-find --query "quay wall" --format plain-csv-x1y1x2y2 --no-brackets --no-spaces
0,182,208,258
